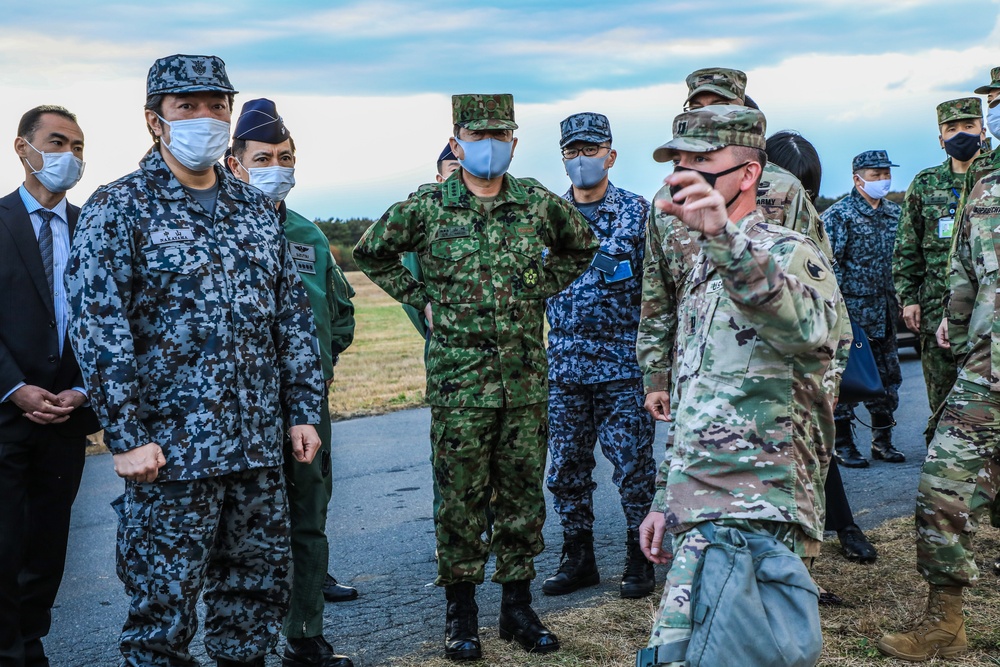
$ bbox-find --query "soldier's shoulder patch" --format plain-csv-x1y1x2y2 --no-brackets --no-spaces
805,258,826,281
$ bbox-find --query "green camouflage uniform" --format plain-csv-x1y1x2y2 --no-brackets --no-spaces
354,94,599,585
895,99,982,445
915,170,1000,587
640,106,846,652
895,158,963,439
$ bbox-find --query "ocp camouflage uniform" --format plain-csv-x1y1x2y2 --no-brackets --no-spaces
823,187,903,420
647,211,843,648
954,149,1000,226
280,205,355,640
915,170,1000,587
894,159,963,441
66,147,324,664
354,169,598,585
546,182,655,532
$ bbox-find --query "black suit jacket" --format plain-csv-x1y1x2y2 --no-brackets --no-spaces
0,189,99,441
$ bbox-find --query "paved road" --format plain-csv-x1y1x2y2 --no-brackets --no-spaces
45,351,928,666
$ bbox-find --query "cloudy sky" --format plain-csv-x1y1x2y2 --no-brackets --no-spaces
2,0,999,219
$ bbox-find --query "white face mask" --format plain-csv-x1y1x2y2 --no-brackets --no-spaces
858,176,891,200
236,158,296,203
987,104,1000,141
23,140,85,193
157,115,230,171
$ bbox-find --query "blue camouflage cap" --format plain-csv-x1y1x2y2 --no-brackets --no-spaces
233,98,289,144
852,150,898,171
559,112,612,148
146,54,238,97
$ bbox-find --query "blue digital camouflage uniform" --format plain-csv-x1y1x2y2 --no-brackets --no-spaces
914,171,1000,587
823,187,902,421
546,182,655,532
66,147,324,665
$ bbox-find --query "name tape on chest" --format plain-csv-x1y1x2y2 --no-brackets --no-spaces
289,242,317,262
150,228,196,245
437,225,470,240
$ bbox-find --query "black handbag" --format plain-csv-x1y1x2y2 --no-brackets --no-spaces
838,320,885,404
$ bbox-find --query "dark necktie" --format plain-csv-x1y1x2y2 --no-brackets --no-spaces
37,209,55,297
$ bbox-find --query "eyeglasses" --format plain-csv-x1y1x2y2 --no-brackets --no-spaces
561,144,609,159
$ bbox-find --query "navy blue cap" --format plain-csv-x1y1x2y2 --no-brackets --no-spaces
853,150,898,171
233,98,290,144
438,144,457,163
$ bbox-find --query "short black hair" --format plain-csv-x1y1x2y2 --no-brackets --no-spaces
765,131,822,204
230,135,296,162
143,92,236,143
18,105,78,142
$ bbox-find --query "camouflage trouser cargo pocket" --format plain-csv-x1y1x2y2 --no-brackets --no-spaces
112,490,151,595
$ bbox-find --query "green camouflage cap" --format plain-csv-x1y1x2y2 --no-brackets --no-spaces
652,104,766,163
452,94,518,131
974,66,1000,95
685,67,747,106
146,54,238,97
936,97,982,125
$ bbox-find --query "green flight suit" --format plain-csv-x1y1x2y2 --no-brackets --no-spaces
281,205,356,638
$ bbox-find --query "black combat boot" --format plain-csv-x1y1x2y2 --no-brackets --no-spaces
871,414,905,462
498,580,560,654
620,528,656,598
834,418,868,468
283,636,353,667
444,582,481,661
541,529,599,595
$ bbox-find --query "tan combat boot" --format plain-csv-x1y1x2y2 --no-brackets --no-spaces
877,585,967,661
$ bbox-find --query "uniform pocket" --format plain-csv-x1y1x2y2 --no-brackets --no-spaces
112,491,152,595
424,237,483,304
506,234,546,298
144,243,211,275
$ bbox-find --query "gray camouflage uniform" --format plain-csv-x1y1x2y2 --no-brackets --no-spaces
66,55,323,666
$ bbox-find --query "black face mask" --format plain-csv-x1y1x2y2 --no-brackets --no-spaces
943,132,982,162
669,162,749,208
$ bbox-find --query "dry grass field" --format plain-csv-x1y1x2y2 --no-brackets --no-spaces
388,517,1000,667
328,270,426,419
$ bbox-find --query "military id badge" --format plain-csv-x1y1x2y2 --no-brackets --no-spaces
604,259,633,283
938,217,954,239
590,252,619,274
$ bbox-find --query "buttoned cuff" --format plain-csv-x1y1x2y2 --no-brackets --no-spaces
1,381,26,404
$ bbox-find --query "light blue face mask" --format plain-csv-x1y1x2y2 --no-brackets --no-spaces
988,104,1000,141
564,154,608,189
455,137,513,180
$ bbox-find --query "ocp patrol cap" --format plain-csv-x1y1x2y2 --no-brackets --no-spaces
685,67,747,106
974,66,1000,94
146,54,237,97
452,94,518,131
936,97,982,125
653,104,765,163
852,150,898,171
559,112,612,148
